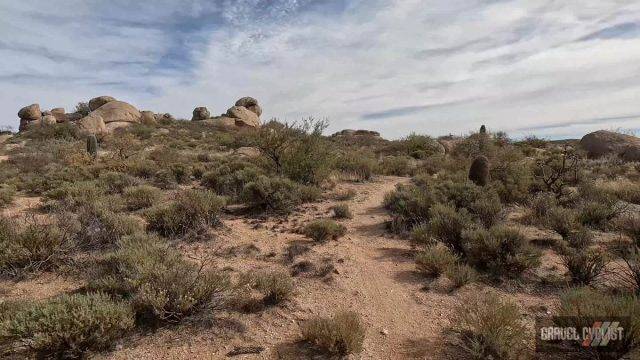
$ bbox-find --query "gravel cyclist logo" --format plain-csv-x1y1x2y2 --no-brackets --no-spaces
536,317,627,354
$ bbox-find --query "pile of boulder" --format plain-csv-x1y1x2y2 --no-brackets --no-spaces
191,97,262,129
579,130,640,162
332,129,381,138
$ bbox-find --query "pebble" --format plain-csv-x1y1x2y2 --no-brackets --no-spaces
381,329,389,336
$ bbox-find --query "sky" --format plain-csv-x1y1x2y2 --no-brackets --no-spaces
1,0,639,139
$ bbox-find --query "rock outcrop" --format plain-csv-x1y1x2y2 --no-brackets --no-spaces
18,104,42,131
192,107,210,121
225,106,260,128
51,108,67,123
77,100,142,134
88,96,116,111
332,129,381,138
580,130,640,161
235,97,262,117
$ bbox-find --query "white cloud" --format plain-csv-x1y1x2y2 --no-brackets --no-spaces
1,0,639,139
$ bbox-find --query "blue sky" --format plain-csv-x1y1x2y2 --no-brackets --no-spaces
1,0,639,139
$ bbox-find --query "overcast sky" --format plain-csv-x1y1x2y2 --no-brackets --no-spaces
1,0,639,139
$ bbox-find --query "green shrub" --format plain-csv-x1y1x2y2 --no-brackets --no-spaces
556,288,640,357
303,219,347,242
0,185,16,208
242,175,318,214
75,205,142,247
201,161,263,201
97,171,140,194
334,189,356,201
301,311,365,355
335,151,377,181
415,245,457,277
123,158,157,178
560,246,607,285
88,234,230,324
0,293,134,358
469,195,503,228
578,199,620,231
401,133,443,159
410,223,435,245
445,263,478,289
490,161,533,204
427,203,474,255
147,189,225,237
378,156,412,176
0,218,73,276
45,180,106,210
463,225,541,278
452,292,529,360
383,183,436,233
544,206,579,239
123,185,162,211
238,270,294,307
530,192,557,220
331,204,352,219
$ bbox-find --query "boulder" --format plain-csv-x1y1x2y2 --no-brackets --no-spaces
77,114,107,134
66,112,84,122
155,113,175,122
86,101,141,124
88,96,116,111
333,129,381,138
18,104,41,120
51,108,67,123
225,106,260,127
204,116,238,130
105,122,132,132
192,107,210,121
579,130,640,160
235,97,262,117
140,111,157,125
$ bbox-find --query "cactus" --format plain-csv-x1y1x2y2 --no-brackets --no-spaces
86,134,98,158
469,155,490,186
479,125,487,134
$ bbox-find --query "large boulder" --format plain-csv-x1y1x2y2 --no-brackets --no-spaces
225,106,260,128
86,101,141,124
18,104,41,121
140,111,157,125
41,115,57,126
88,96,116,111
332,129,381,138
192,107,210,121
580,130,640,160
77,115,107,134
235,97,262,117
204,116,239,130
51,108,66,123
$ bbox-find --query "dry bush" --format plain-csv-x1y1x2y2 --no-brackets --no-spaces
201,160,264,201
556,288,640,357
560,246,608,285
335,151,377,181
303,219,347,242
333,188,356,201
401,133,444,159
237,270,294,309
146,189,225,237
88,234,230,324
415,244,458,277
74,204,142,247
331,204,352,219
533,146,580,198
463,225,540,278
378,155,413,176
383,183,435,233
0,185,16,208
97,171,140,194
427,203,474,255
122,185,162,211
445,263,478,289
610,215,640,294
241,175,320,214
301,311,365,355
490,161,534,204
410,223,435,245
0,293,133,358
543,206,579,239
0,216,74,276
452,292,529,360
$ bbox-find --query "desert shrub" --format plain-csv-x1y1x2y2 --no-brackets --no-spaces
146,189,225,237
152,169,177,189
334,151,377,181
612,181,640,205
401,133,443,159
75,102,90,116
578,198,622,231
565,228,594,249
123,185,162,211
0,293,134,358
88,234,230,324
238,270,294,307
610,215,640,293
490,161,533,203
75,205,142,247
378,156,413,176
201,161,263,201
123,158,157,178
241,175,318,214
533,146,580,198
469,195,503,228
383,183,436,233
560,246,607,285
97,171,140,194
45,180,107,210
0,217,74,276
463,225,541,278
331,204,352,219
427,203,475,255
452,133,496,158
556,288,640,357
445,263,478,289
21,122,81,141
410,223,435,245
0,185,16,208
530,192,557,220
415,245,458,277
452,292,529,360
303,219,347,242
301,311,365,355
544,206,579,239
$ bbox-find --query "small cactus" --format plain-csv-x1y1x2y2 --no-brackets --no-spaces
469,155,490,186
479,125,487,134
86,134,98,158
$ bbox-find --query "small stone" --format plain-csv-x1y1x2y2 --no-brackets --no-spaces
381,329,389,336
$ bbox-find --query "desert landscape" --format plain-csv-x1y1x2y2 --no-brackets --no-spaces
0,95,639,359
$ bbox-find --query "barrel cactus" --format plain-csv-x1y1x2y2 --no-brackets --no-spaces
469,155,490,186
86,134,98,158
480,125,487,134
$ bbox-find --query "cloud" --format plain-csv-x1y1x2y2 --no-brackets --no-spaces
1,0,640,139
